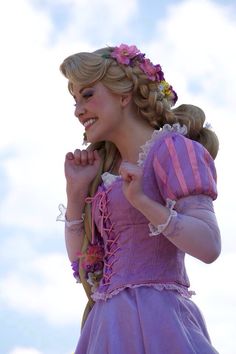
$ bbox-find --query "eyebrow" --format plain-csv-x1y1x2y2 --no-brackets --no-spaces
79,86,93,94
72,88,85,100
72,85,93,99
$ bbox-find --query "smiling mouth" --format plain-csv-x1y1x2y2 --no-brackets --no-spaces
83,118,97,130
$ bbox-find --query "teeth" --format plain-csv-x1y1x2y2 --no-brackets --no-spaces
83,118,97,128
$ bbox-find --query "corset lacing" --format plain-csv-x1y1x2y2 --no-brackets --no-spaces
86,187,120,287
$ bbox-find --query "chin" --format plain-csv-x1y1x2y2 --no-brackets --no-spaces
86,130,107,144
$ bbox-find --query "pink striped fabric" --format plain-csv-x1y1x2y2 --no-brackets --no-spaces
152,133,217,201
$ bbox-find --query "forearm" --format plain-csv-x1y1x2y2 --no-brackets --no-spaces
65,181,88,219
65,223,84,262
65,190,88,262
62,148,101,267
134,194,221,263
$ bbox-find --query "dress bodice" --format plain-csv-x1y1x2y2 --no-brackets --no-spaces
87,125,217,301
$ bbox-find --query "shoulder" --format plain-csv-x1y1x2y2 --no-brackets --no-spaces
152,128,214,169
149,128,217,201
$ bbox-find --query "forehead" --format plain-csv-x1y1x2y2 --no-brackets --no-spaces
69,82,84,96
70,83,82,94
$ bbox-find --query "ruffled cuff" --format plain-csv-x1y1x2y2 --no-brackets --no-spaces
56,204,84,230
148,199,177,236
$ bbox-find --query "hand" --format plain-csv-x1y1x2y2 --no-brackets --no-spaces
65,149,101,198
119,161,145,208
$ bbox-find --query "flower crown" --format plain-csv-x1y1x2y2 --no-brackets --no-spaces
102,44,178,106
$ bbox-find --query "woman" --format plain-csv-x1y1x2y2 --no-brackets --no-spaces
57,44,221,353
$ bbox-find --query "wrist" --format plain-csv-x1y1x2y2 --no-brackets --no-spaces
130,193,150,211
66,183,89,200
66,187,88,203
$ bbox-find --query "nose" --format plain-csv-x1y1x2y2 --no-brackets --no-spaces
74,103,86,119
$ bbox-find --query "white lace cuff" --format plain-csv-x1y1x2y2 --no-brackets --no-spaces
56,203,84,228
149,199,177,236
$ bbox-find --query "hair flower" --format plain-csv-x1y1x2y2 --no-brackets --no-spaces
155,64,165,81
108,43,178,106
158,80,178,106
111,44,140,65
139,59,160,82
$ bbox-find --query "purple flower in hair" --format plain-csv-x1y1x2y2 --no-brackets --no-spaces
155,64,165,81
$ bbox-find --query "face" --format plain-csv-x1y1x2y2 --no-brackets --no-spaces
72,82,125,144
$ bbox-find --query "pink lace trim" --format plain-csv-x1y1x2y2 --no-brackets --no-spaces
91,282,195,301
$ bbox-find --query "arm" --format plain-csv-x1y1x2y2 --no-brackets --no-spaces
63,149,101,262
64,195,87,263
119,161,221,264
132,193,221,264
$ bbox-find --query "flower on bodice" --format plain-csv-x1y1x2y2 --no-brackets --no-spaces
78,243,104,291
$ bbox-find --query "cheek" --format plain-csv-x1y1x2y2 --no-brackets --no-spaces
89,97,105,110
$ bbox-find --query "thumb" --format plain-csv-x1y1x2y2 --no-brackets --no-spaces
119,167,132,182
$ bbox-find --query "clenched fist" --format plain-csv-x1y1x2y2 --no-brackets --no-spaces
65,149,101,198
119,161,145,208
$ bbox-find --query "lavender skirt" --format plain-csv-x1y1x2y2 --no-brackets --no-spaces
75,287,218,354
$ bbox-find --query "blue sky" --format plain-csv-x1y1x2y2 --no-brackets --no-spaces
0,0,236,353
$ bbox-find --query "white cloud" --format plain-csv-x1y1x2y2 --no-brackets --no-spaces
145,0,236,107
0,237,87,326
49,0,138,44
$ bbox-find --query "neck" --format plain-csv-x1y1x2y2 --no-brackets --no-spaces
110,118,154,164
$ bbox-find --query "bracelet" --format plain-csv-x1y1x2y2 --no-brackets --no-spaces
56,203,84,228
148,199,177,236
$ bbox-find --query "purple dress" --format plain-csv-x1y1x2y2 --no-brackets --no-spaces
74,127,219,354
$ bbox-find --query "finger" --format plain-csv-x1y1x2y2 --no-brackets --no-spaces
74,149,82,165
65,152,74,161
87,150,95,165
119,164,143,182
80,149,89,166
119,162,133,176
119,166,132,182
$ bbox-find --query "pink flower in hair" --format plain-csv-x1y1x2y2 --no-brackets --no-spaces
109,43,178,106
139,60,165,82
139,58,159,81
111,44,140,65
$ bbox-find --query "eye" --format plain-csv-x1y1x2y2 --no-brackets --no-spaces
82,90,93,99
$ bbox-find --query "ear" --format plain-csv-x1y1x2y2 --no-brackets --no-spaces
120,92,132,107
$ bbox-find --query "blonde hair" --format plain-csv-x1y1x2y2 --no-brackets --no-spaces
60,46,219,325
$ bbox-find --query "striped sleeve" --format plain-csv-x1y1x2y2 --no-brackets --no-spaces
152,133,217,201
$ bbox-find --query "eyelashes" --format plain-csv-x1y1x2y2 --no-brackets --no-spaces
83,90,93,98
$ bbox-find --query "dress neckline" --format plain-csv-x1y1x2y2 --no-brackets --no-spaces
101,123,187,188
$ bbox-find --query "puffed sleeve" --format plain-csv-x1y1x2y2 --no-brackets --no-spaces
152,133,217,202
